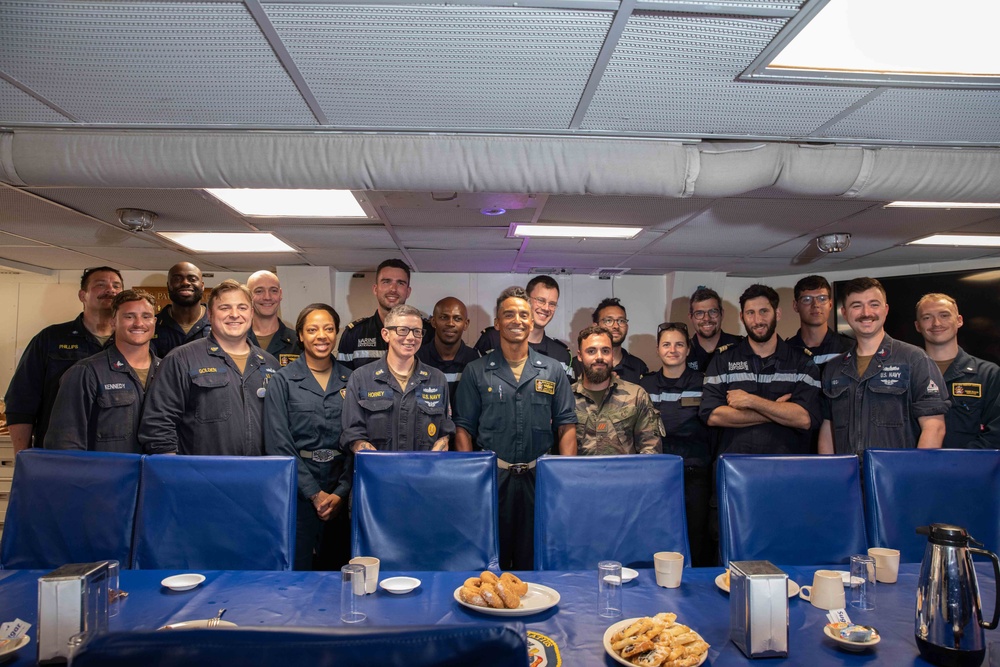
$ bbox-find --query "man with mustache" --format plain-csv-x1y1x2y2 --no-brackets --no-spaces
152,262,211,357
5,266,123,452
819,277,949,454
700,284,821,455
573,325,662,455
45,290,160,452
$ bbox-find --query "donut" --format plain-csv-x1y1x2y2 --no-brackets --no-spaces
478,582,506,609
500,572,528,597
463,577,482,589
494,578,521,609
459,585,487,607
480,571,499,585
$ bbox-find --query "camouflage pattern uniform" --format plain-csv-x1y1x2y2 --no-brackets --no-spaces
572,376,664,455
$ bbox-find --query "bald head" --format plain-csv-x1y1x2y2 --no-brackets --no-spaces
247,270,282,318
431,296,469,346
167,262,204,307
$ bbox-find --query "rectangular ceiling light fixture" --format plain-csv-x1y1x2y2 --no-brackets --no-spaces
508,223,642,239
908,234,1000,247
886,201,1000,208
157,232,297,253
740,0,1000,89
205,189,367,217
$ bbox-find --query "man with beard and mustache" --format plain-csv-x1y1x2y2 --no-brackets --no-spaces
687,287,741,373
700,284,821,455
571,298,648,383
416,296,479,421
5,267,123,453
572,325,661,456
152,262,211,357
45,290,160,452
818,277,948,454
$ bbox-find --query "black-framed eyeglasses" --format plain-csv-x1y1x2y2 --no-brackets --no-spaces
385,326,424,339
797,294,831,305
599,317,629,327
657,321,689,336
690,308,720,320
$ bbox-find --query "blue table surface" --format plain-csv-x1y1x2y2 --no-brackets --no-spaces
1,563,997,666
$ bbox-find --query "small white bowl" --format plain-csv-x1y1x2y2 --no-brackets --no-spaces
621,567,639,583
379,576,421,594
161,574,206,592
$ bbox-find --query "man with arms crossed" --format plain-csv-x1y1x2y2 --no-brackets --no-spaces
819,277,949,454
247,270,300,365
786,275,853,368
5,266,123,453
573,325,661,455
915,293,1000,449
45,289,159,452
687,287,741,372
456,287,576,570
152,262,211,357
140,280,279,456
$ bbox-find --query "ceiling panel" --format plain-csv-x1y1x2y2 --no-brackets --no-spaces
0,1,316,125
521,231,664,253
381,205,537,227
582,13,872,137
300,248,411,271
542,195,709,228
265,3,612,129
69,246,228,271
0,246,115,270
407,249,520,273
0,78,68,123
0,231,43,247
258,225,398,250
195,252,308,271
394,227,521,251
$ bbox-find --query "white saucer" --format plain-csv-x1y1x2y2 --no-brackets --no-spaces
621,567,638,583
824,624,880,651
379,576,421,594
0,635,29,660
160,573,206,591
715,571,799,598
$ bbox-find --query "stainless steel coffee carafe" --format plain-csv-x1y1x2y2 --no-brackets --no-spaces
915,524,1000,667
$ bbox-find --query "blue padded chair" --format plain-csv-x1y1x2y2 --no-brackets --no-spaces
717,454,867,566
352,451,499,571
864,449,1000,563
0,450,142,570
534,455,690,570
132,455,297,570
70,624,528,667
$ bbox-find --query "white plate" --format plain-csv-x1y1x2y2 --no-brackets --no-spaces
160,574,206,591
0,635,30,659
157,620,238,631
380,576,421,594
621,567,638,583
453,582,560,616
715,572,800,598
603,618,707,667
824,624,880,652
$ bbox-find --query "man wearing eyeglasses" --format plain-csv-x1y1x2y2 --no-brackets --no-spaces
474,275,572,378
5,266,123,453
337,259,431,371
787,275,852,368
342,304,454,453
687,287,741,373
571,298,648,383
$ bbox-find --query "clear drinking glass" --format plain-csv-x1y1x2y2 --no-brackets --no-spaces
598,560,623,619
850,554,876,610
341,564,367,623
106,560,121,617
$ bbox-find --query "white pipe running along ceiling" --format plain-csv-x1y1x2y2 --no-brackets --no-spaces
2,130,1000,201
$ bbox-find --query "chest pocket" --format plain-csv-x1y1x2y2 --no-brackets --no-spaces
95,390,136,440
529,390,555,434
289,398,322,441
867,367,909,427
190,372,232,423
359,398,394,446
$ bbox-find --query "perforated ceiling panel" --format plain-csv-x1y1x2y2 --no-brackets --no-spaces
542,195,709,227
301,248,409,271
68,246,223,270
408,249,519,273
264,3,612,129
382,205,537,227
0,78,68,123
0,230,43,247
395,227,521,251
582,12,872,137
0,1,316,125
259,225,397,250
0,246,111,269
196,252,307,271
820,89,1000,145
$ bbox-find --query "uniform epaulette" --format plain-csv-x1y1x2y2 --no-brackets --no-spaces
802,348,813,357
716,343,735,353
479,328,489,336
346,317,366,330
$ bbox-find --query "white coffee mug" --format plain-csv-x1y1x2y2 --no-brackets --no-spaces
349,556,380,594
868,547,901,584
799,569,846,610
653,551,684,588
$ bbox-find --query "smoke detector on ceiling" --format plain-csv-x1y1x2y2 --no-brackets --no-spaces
815,233,851,253
117,208,157,233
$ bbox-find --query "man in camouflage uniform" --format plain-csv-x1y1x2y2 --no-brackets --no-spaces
573,325,662,455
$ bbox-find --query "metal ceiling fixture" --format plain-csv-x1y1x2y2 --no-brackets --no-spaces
116,208,157,233
815,232,851,253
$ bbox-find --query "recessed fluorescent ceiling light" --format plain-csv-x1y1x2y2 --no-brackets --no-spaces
158,232,296,253
509,224,642,239
886,201,1000,208
908,234,1000,247
205,189,366,217
769,0,1000,78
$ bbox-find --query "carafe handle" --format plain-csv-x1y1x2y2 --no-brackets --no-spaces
969,546,1000,630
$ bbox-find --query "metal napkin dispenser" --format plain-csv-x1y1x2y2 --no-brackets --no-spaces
37,562,109,664
729,560,788,659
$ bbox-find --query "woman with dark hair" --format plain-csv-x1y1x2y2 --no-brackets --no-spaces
264,303,353,570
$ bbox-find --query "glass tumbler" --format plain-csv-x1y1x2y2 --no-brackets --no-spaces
850,554,876,610
598,560,623,619
341,564,367,623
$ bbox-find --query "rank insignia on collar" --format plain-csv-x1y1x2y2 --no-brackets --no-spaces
113,360,125,369
877,347,888,357
256,354,264,360
419,370,428,376
340,388,347,399
375,368,384,376
210,346,219,352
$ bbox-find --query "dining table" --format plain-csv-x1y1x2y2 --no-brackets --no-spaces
0,562,997,666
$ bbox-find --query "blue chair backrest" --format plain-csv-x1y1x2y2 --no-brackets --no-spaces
132,455,297,570
864,449,1000,563
1,450,142,570
534,455,690,570
717,454,867,566
70,624,528,667
352,451,499,570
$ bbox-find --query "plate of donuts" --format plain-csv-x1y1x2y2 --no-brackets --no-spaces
454,571,561,616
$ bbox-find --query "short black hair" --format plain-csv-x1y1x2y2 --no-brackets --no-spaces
375,258,412,283
81,266,123,290
739,284,779,310
578,324,612,349
295,303,341,336
793,275,832,301
689,287,721,312
526,275,560,297
592,297,626,323
840,277,886,306
495,286,529,317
